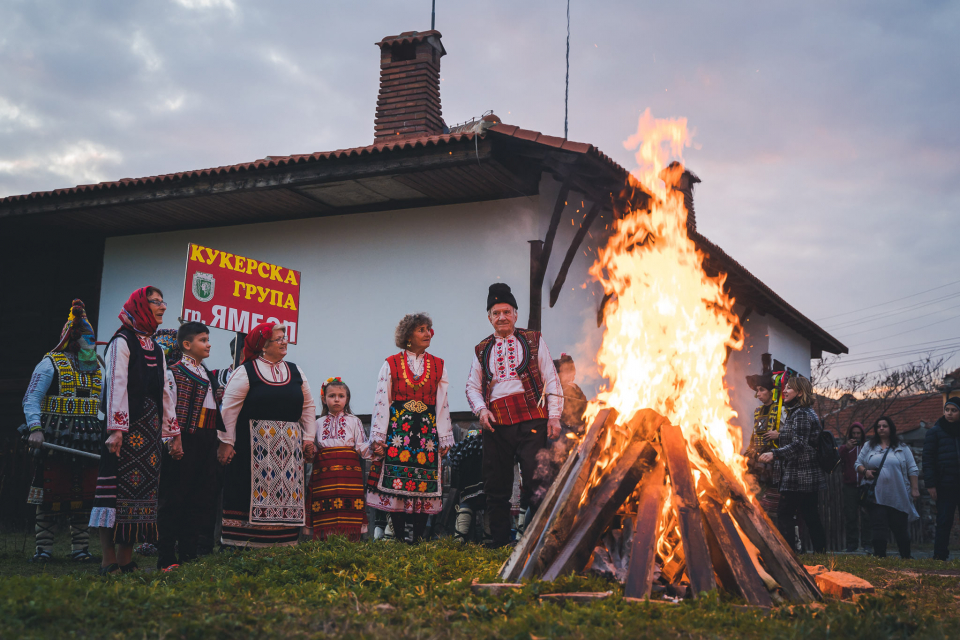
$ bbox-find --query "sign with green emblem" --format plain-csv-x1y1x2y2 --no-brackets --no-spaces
192,272,215,302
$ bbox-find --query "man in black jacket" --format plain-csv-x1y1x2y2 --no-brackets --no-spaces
923,397,960,561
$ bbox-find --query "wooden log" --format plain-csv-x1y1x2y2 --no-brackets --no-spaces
541,439,657,581
700,494,773,608
693,440,822,603
539,591,613,603
517,409,618,580
623,457,667,599
660,422,716,596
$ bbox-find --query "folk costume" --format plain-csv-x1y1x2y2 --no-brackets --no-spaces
155,333,224,568
89,288,180,544
367,349,454,541
744,372,785,518
465,283,563,547
219,323,317,548
22,299,103,561
310,403,372,541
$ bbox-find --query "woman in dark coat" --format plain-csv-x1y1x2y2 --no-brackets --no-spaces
923,397,960,560
758,374,827,553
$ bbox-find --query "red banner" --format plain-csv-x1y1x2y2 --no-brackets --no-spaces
180,243,301,343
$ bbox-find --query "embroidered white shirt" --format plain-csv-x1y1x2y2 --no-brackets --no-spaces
105,336,180,436
464,333,563,418
218,358,318,446
316,412,372,459
369,350,454,449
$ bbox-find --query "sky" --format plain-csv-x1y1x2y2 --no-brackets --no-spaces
2,0,958,386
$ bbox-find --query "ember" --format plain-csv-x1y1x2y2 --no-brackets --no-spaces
499,111,822,605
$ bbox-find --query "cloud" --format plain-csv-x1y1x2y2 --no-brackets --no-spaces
172,0,237,13
0,97,41,131
1,142,122,186
129,31,162,72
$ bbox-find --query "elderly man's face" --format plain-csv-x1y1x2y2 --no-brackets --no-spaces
489,303,518,337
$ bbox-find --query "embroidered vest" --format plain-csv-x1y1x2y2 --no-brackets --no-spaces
170,361,222,433
39,352,102,417
474,328,544,410
386,352,444,406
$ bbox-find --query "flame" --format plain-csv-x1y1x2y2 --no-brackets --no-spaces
586,109,744,475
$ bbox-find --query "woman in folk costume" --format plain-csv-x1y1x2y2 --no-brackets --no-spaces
218,322,317,548
367,313,454,544
89,287,182,575
23,299,103,562
308,378,371,541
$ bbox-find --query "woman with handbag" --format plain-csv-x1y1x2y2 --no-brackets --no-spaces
856,416,919,558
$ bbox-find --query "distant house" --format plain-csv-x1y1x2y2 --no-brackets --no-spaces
819,392,945,444
0,30,845,442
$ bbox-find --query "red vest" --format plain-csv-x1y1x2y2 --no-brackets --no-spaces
474,328,545,410
386,352,444,406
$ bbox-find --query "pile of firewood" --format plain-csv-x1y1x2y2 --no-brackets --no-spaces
498,408,822,606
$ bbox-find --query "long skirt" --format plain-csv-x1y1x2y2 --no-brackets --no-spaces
365,401,443,515
88,397,163,544
221,419,304,548
309,446,367,541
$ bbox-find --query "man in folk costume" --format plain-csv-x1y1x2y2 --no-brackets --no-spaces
466,283,564,548
89,287,182,574
22,299,103,562
155,322,224,570
744,371,785,519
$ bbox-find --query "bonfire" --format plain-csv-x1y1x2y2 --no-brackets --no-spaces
498,111,822,606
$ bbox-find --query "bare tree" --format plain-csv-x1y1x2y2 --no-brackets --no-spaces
813,353,947,434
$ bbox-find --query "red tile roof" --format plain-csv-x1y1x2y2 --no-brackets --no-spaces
820,392,944,437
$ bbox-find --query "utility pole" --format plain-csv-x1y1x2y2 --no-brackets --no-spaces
431,0,436,29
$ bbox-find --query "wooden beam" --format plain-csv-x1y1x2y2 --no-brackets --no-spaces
700,494,773,607
517,408,617,580
528,240,545,331
659,422,716,596
500,429,581,581
549,200,605,308
542,440,658,581
528,173,574,328
692,440,822,603
624,457,667,599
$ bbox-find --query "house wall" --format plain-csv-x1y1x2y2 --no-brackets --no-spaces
98,196,612,415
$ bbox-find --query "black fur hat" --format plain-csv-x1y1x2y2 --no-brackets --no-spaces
487,283,518,311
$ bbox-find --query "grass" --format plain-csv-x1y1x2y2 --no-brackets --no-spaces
1,530,960,639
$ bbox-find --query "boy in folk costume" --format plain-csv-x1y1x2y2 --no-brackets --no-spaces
465,283,564,548
308,378,372,541
22,299,103,562
155,322,224,570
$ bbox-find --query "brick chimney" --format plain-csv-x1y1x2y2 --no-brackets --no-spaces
374,30,446,141
662,161,702,234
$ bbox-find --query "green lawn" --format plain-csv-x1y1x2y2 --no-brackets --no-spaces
2,530,959,639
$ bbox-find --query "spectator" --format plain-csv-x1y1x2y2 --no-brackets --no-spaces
922,397,960,561
758,375,827,553
856,416,919,559
838,422,869,552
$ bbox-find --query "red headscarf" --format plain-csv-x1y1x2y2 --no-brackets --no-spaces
118,286,160,336
242,322,277,364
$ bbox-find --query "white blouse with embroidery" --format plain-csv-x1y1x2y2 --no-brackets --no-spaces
218,357,318,446
464,333,563,418
105,335,180,437
369,350,454,449
316,412,372,459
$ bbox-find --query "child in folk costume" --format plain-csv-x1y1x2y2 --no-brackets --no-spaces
308,378,371,541
89,287,182,575
367,313,454,544
155,323,224,570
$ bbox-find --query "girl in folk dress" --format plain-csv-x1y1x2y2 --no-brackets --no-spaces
367,313,454,544
217,323,317,548
308,378,372,541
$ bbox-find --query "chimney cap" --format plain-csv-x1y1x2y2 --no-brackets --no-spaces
376,30,446,55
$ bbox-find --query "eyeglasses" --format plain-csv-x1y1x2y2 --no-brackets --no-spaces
266,336,288,344
147,299,168,308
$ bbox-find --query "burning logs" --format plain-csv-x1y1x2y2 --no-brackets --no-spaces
498,408,823,606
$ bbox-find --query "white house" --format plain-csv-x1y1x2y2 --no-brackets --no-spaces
0,30,846,446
